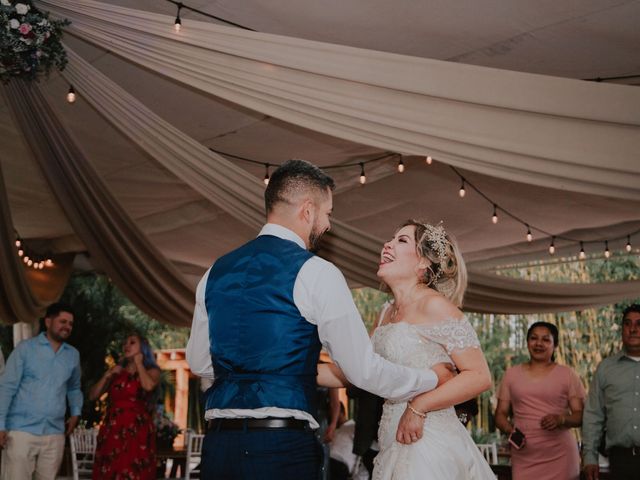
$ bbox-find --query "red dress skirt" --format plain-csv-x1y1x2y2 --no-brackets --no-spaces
93,370,156,480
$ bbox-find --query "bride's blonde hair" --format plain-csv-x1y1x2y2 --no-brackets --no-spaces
403,220,467,307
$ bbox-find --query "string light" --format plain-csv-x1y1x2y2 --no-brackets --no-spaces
166,0,255,31
426,156,433,165
66,85,76,103
604,241,610,259
359,163,366,185
173,2,182,32
206,147,638,260
579,242,586,260
13,233,55,270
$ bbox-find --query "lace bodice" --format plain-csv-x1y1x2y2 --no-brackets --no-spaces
372,317,480,370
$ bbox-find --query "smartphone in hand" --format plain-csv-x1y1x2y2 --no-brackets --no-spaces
508,428,526,449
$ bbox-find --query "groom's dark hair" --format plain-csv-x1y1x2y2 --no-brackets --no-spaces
265,159,335,214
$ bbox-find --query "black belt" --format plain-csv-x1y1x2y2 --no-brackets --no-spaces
207,418,308,431
610,446,640,456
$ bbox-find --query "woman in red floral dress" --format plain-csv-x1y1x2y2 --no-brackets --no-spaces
90,334,161,480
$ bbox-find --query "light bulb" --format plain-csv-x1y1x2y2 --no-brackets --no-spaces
491,205,498,224
526,226,533,242
23,256,29,263
27,259,33,266
66,85,76,104
425,156,433,165
359,163,366,185
18,249,24,256
549,237,555,255
39,261,44,269
263,164,270,186
397,158,405,173
626,236,632,252
579,242,586,260
15,239,21,247
458,181,465,198
174,6,182,32
45,259,53,267
604,248,610,259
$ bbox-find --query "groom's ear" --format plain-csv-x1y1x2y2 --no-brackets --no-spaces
300,197,315,224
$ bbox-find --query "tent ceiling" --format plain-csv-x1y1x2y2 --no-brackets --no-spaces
2,0,639,290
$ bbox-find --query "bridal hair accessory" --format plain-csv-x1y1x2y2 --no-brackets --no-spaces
418,222,448,265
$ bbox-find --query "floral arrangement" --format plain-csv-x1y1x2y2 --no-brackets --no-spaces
0,0,69,83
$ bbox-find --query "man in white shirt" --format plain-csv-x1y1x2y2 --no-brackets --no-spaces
187,159,451,479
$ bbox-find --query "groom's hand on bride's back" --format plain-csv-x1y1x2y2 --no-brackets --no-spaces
432,362,457,387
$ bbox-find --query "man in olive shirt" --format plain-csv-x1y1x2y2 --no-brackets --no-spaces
583,304,640,480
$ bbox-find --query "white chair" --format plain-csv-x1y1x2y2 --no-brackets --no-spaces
184,430,205,479
69,428,98,480
476,442,498,465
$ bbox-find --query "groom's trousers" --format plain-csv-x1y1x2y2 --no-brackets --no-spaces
201,419,322,479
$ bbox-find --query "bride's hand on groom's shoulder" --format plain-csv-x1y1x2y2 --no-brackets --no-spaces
432,362,457,387
396,406,425,445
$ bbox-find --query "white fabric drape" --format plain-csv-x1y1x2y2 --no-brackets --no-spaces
38,0,640,200
59,47,640,314
4,80,195,326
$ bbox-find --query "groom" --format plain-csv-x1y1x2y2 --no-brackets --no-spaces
186,159,451,479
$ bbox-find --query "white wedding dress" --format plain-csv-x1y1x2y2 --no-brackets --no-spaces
371,318,496,480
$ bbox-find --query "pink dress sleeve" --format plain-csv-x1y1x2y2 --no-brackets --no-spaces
567,368,586,399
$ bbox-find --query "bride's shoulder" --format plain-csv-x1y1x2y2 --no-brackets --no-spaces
418,294,463,324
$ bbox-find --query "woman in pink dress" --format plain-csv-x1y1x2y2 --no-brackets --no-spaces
495,322,585,480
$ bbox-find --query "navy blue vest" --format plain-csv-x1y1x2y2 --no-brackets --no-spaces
204,235,321,417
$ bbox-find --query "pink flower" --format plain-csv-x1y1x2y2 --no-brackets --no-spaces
18,23,32,35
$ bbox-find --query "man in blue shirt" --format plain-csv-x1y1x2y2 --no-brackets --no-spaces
0,303,83,480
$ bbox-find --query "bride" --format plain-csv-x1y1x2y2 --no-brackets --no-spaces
323,220,495,479
371,220,495,479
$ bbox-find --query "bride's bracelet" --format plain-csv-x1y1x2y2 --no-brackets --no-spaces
407,401,427,419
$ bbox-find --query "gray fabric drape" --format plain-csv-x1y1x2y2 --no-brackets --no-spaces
4,80,194,326
39,0,640,200
466,270,640,314
58,47,640,314
0,161,46,323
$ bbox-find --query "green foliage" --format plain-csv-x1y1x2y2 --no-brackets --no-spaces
351,287,390,332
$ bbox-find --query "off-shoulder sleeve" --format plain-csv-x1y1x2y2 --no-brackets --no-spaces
415,317,481,355
567,367,586,399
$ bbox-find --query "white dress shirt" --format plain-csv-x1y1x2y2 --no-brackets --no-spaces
186,223,437,428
